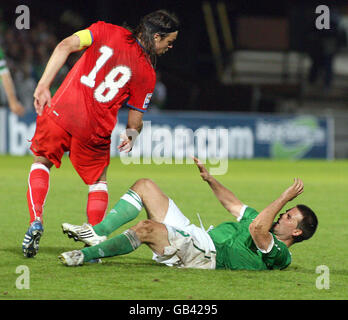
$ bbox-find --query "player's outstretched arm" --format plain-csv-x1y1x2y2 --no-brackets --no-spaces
193,157,243,219
249,178,304,251
33,34,82,116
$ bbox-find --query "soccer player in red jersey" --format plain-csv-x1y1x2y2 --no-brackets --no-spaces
22,10,180,257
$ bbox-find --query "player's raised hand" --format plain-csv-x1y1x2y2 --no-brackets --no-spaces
193,156,211,181
33,84,51,116
282,178,304,202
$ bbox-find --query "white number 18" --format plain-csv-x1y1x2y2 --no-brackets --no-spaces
80,45,131,103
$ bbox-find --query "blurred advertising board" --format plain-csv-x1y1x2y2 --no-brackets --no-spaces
0,108,334,160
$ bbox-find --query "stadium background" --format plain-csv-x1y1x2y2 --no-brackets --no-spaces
1,0,348,160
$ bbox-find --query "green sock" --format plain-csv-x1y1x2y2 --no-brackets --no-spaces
81,229,141,262
93,189,142,237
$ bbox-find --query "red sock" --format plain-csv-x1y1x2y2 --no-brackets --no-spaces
86,182,108,226
27,163,50,224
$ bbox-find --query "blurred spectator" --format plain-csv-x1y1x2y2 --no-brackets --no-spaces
13,60,37,112
0,46,25,116
150,72,167,112
0,12,83,113
305,8,347,91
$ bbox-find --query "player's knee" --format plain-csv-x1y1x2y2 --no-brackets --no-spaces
131,178,156,195
33,156,53,169
133,219,156,242
134,178,155,188
96,166,108,182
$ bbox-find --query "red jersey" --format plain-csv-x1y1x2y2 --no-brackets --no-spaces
47,22,156,145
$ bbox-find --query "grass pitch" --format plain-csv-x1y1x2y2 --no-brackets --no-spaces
0,155,347,300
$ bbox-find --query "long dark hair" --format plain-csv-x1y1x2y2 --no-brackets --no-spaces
124,10,179,66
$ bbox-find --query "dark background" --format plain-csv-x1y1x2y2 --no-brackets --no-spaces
1,0,348,112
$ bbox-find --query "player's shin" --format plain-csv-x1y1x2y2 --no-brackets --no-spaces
93,189,143,236
81,229,141,262
27,163,50,224
86,182,108,226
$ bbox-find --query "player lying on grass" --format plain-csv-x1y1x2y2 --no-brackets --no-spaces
59,158,318,270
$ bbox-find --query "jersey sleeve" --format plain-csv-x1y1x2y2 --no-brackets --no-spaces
126,72,156,113
86,21,106,44
237,206,259,223
260,234,292,270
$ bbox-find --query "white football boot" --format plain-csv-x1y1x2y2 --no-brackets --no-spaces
59,250,84,266
62,223,107,246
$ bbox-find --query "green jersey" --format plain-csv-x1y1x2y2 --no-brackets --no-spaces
208,207,292,271
0,47,8,75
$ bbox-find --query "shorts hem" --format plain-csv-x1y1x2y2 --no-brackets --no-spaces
29,145,61,168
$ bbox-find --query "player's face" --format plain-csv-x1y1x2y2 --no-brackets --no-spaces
272,207,303,239
154,31,178,55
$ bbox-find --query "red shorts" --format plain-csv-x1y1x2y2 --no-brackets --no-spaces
30,110,110,185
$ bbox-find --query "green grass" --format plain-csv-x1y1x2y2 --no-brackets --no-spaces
0,155,347,300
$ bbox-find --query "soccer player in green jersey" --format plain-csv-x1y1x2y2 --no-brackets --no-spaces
0,47,25,116
59,158,318,271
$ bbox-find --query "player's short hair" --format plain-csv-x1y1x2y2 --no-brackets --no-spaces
125,9,180,65
293,204,318,244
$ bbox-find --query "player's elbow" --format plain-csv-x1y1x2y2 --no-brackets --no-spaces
249,223,267,246
56,36,80,54
249,220,266,236
226,203,243,219
248,223,256,236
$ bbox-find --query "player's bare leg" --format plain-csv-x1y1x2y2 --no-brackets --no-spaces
33,155,54,169
60,180,172,265
62,178,169,246
60,219,169,266
130,219,170,255
130,178,169,223
131,178,190,229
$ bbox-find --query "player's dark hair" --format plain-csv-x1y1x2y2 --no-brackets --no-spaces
124,9,179,66
292,204,318,244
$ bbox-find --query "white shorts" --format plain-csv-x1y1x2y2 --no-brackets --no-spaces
152,199,216,269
